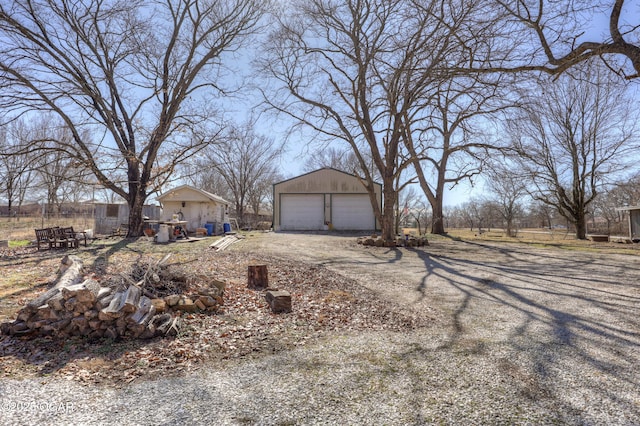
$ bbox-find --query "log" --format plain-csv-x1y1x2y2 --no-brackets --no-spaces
118,285,141,314
53,255,84,290
61,279,100,304
247,264,268,290
26,287,61,312
128,296,152,324
99,291,125,320
265,290,292,313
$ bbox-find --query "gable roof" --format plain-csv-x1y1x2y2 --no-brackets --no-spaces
157,184,230,205
273,167,382,189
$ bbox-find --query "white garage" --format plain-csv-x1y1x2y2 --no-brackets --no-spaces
331,194,376,230
280,194,325,230
273,168,381,232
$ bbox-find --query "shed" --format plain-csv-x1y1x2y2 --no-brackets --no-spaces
156,185,230,234
94,203,161,235
273,168,381,231
616,205,640,241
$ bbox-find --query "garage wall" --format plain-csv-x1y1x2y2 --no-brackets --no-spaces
273,168,381,231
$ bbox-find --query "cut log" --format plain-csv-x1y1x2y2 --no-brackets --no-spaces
26,287,61,312
118,285,141,314
95,290,115,310
247,264,268,290
47,292,65,311
99,291,125,320
61,279,100,304
128,296,152,324
151,298,166,313
265,290,292,313
53,255,84,290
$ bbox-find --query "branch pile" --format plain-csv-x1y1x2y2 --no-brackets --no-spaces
0,255,224,340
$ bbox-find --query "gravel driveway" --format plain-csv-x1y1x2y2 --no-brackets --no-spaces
2,233,640,425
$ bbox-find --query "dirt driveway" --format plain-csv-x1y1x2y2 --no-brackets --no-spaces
2,232,640,425
251,232,640,422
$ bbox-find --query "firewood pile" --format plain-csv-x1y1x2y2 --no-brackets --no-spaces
357,234,429,247
0,254,225,340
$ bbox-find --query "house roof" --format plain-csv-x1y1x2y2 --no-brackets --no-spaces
273,167,382,189
616,205,640,211
157,184,230,205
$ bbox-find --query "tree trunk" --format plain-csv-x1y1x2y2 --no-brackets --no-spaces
380,182,397,243
575,214,587,240
431,202,445,235
127,199,144,237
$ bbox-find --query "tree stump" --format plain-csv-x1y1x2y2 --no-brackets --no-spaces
247,265,268,290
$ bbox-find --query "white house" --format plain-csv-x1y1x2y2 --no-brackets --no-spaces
156,185,230,234
272,168,381,231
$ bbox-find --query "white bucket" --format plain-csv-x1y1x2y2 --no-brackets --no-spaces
157,224,170,243
84,229,94,239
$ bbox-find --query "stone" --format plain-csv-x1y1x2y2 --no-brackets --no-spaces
165,294,181,306
265,290,292,314
198,295,217,307
151,298,167,313
194,299,206,311
175,297,197,313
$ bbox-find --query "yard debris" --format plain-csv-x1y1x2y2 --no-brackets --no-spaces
357,234,429,247
0,248,427,385
209,234,244,251
0,254,225,340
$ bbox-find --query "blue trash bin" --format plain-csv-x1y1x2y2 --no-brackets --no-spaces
223,223,231,233
204,223,214,236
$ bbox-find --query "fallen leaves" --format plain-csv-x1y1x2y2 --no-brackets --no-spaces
0,246,431,386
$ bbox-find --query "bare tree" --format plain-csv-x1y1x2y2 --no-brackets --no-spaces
505,64,638,239
303,147,361,175
260,0,470,242
492,0,640,79
0,120,37,220
0,0,265,236
404,72,512,235
197,121,283,227
484,160,527,237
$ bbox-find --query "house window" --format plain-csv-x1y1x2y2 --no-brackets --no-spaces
106,204,119,218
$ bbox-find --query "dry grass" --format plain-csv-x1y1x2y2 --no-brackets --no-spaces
0,215,95,241
399,227,640,255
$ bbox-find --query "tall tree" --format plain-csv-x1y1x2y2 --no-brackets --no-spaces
197,121,283,227
0,0,265,236
261,0,472,242
404,74,510,235
505,64,638,239
0,120,37,219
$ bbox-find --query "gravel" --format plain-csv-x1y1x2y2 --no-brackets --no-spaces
1,233,640,425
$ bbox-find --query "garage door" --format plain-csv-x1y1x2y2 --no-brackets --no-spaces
331,194,376,230
280,194,325,230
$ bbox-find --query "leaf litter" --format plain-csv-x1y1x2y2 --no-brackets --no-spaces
0,247,431,386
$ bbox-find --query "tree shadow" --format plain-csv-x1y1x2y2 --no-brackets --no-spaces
403,241,640,421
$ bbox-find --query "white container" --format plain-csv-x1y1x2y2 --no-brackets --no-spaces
84,229,94,239
157,224,170,243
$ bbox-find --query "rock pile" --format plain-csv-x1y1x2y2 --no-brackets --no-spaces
0,255,225,340
357,234,429,247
